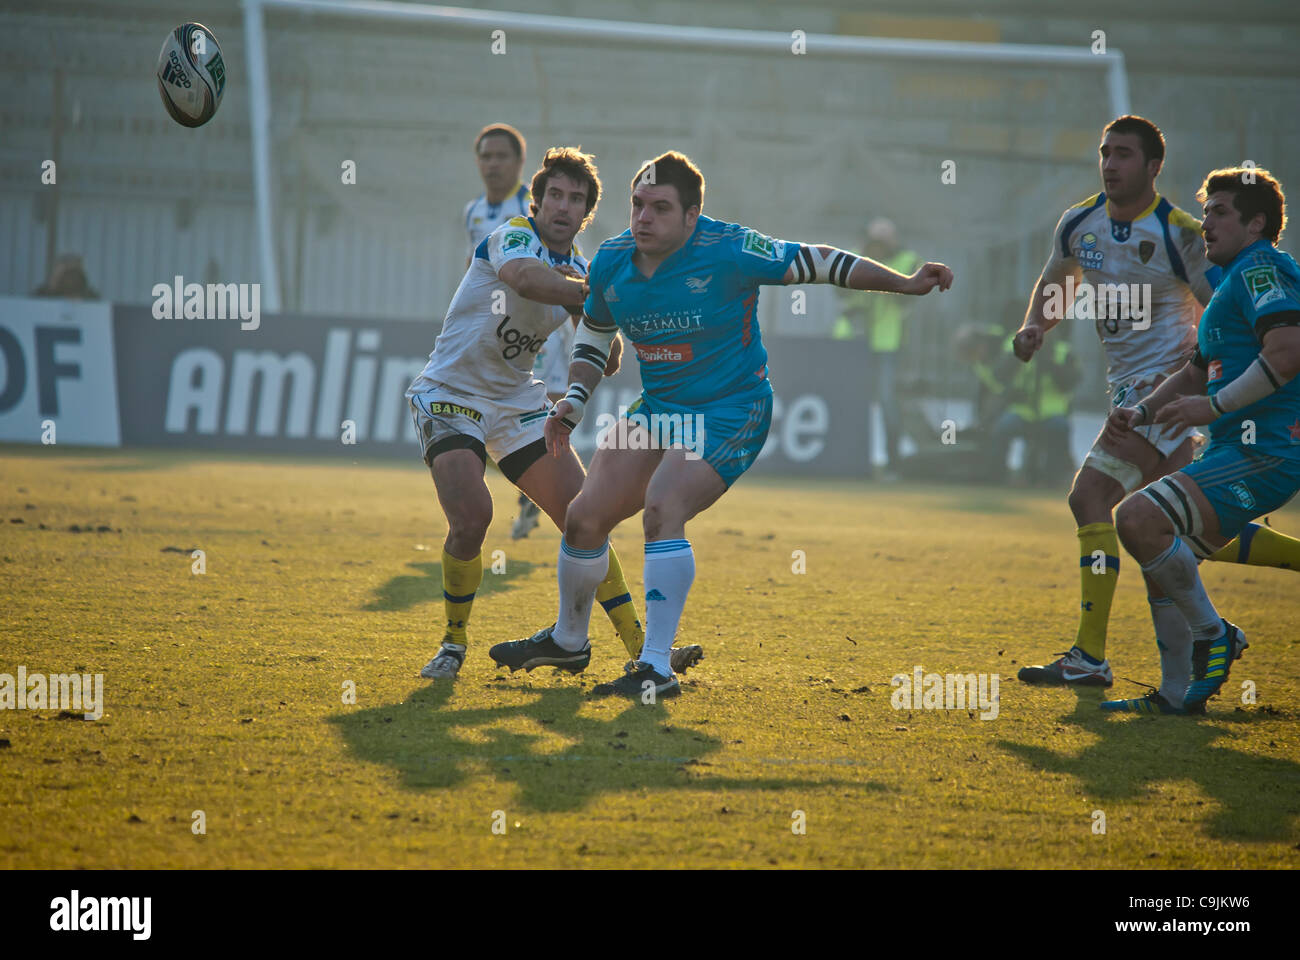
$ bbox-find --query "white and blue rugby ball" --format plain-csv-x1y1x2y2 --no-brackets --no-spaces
156,22,226,128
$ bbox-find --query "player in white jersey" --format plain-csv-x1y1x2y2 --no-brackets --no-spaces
460,124,572,538
463,123,532,263
410,147,704,681
1013,115,1300,688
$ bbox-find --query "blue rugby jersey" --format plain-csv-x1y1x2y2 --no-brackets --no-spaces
582,216,801,408
1198,238,1300,456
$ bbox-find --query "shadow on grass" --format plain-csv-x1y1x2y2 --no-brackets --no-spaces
364,559,539,612
329,682,865,812
999,694,1300,843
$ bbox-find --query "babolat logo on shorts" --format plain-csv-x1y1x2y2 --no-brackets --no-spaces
429,401,483,422
741,229,783,261
1229,480,1256,510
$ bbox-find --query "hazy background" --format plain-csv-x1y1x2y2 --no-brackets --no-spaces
3,0,1299,416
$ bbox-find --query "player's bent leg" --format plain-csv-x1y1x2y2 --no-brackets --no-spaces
1019,465,1126,686
1118,471,1240,710
423,441,493,680
509,441,646,659
1022,429,1184,687
1206,520,1300,572
543,437,663,657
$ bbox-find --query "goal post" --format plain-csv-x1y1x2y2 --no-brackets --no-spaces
241,0,1130,314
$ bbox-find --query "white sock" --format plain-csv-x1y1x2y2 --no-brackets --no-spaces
553,538,608,652
642,539,694,675
1148,596,1191,708
1140,538,1222,643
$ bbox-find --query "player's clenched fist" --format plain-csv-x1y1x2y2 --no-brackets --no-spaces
1012,325,1044,362
903,262,954,295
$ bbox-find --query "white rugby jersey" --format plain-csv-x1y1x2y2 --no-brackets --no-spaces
1039,192,1217,387
412,215,587,399
463,183,531,259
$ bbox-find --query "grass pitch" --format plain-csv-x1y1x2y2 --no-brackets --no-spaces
2,446,1298,868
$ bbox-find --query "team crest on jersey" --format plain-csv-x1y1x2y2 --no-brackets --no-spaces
1139,240,1155,263
1243,265,1284,309
685,275,712,293
503,230,533,251
741,230,783,261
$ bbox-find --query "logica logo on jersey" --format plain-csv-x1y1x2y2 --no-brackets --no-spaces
1041,275,1152,330
495,315,547,360
152,275,260,330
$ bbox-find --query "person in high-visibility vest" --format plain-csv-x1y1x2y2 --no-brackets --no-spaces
988,335,1079,486
833,218,918,478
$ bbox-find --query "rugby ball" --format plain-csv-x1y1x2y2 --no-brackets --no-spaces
156,22,226,127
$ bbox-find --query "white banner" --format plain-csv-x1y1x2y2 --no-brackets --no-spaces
0,297,121,447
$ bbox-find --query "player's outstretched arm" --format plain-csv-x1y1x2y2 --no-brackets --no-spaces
498,258,587,310
782,244,953,295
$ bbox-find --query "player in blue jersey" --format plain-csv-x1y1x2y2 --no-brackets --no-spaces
1103,166,1300,714
490,151,953,696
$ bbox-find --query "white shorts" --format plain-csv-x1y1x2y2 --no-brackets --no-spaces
407,378,550,471
1082,372,1203,493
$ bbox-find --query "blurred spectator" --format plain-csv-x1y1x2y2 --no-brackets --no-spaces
832,217,918,479
32,254,99,300
958,321,1079,486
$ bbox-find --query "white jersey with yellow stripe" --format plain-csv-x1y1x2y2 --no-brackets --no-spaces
1039,192,1217,388
463,183,531,260
411,216,587,401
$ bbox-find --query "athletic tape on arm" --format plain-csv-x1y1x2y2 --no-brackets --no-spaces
789,244,860,287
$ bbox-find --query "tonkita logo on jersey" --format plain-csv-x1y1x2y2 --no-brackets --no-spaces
635,342,694,363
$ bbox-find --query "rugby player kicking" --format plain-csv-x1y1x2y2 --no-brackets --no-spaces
407,147,702,681
492,151,953,696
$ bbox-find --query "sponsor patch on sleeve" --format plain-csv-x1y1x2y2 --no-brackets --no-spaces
502,229,535,251
741,229,784,261
1242,265,1284,309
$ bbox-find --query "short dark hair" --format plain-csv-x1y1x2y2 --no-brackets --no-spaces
1198,166,1287,245
1103,115,1165,165
529,147,601,228
475,123,525,158
631,151,705,213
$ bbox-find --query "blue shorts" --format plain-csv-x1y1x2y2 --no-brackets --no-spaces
1179,443,1300,540
622,391,772,487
